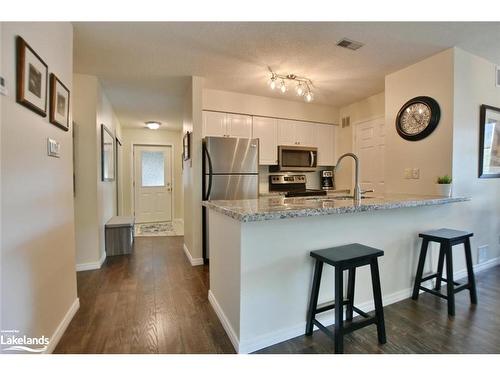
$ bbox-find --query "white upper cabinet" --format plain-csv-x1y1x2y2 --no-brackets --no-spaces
316,124,337,166
203,111,252,138
294,121,317,146
203,111,226,137
226,114,252,138
278,119,316,146
277,119,297,146
252,116,278,165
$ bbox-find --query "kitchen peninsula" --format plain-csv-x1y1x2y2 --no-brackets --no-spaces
203,194,470,353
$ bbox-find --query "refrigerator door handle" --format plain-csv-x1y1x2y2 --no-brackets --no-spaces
203,145,213,200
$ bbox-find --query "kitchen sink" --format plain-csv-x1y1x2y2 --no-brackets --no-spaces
330,195,376,200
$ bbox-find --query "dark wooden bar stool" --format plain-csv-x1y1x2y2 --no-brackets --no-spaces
305,243,386,354
412,228,478,316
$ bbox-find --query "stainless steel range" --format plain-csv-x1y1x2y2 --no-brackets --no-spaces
268,174,327,197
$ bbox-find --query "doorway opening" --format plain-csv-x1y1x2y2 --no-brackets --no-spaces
133,144,181,236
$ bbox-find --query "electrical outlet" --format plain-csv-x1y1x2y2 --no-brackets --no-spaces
478,245,489,264
404,168,412,179
412,168,420,179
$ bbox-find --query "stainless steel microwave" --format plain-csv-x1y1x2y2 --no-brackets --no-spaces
272,145,318,172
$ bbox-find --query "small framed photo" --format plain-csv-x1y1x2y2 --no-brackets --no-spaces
183,131,191,161
49,74,70,131
16,36,48,117
479,104,500,178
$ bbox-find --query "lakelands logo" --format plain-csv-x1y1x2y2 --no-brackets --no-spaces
1,330,49,353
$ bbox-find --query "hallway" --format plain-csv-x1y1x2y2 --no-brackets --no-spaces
55,236,234,353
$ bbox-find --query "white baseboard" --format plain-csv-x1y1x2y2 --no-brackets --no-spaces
211,257,500,354
183,243,204,266
45,298,80,354
76,251,106,272
208,290,240,352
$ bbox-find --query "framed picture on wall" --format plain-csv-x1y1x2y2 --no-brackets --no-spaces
101,124,115,182
183,131,191,161
16,36,48,117
49,73,70,131
479,104,500,178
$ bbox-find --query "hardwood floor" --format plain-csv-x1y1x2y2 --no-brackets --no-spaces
55,236,235,354
55,235,500,354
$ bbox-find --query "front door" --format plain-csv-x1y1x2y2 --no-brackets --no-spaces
355,118,385,194
133,145,172,223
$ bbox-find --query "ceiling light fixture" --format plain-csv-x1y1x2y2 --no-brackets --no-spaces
145,121,161,130
267,67,314,103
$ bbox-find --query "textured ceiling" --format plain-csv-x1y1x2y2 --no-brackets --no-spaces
73,22,500,129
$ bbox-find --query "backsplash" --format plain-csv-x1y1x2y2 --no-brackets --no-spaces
259,166,331,194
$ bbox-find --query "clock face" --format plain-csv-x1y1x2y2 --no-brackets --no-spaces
395,96,440,141
399,103,431,135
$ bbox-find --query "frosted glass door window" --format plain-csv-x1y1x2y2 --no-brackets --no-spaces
141,151,165,187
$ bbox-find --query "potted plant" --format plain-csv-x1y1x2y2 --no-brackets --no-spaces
436,175,452,197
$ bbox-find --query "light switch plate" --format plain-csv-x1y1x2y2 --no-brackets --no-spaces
412,168,420,179
47,138,61,158
404,168,412,179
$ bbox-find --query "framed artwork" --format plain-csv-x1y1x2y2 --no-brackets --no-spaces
101,124,115,182
49,73,70,131
183,131,191,161
16,36,48,117
479,104,500,178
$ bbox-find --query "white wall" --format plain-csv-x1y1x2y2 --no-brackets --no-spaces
385,49,454,195
73,74,122,267
183,77,204,263
1,22,77,348
203,88,339,124
336,92,385,190
120,128,183,220
452,48,500,262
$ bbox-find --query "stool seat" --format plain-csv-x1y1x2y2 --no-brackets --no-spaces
306,243,386,353
311,243,383,267
412,228,477,316
419,228,473,242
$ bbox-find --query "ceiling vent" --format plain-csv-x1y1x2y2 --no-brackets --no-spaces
336,38,364,51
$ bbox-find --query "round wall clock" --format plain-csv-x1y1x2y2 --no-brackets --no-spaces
395,96,440,141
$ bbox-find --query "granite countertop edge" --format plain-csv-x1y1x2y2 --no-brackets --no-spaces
202,196,471,222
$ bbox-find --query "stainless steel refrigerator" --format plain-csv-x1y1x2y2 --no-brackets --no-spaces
202,136,259,261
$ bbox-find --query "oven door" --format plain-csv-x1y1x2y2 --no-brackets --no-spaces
278,146,317,171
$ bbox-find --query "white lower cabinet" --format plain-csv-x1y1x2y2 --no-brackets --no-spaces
252,116,278,165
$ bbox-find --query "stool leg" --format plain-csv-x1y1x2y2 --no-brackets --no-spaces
464,238,478,305
334,267,344,354
412,239,429,300
306,260,323,336
370,258,387,344
445,244,455,316
346,268,356,321
434,244,445,291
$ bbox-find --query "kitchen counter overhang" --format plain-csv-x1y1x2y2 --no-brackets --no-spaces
202,194,470,222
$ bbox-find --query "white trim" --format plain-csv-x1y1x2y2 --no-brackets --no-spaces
208,290,240,352
211,257,500,354
183,243,204,266
131,142,175,223
45,298,80,354
75,251,106,272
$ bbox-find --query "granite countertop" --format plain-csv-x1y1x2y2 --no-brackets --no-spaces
202,194,471,222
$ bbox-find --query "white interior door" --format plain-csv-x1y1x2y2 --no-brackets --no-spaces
133,145,172,223
355,118,385,194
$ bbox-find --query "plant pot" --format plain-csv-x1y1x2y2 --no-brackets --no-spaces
436,183,452,197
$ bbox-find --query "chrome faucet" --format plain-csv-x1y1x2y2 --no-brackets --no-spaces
334,153,361,202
